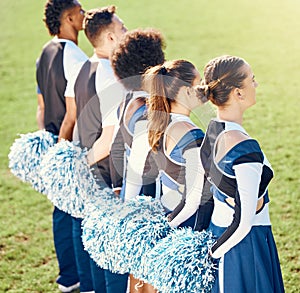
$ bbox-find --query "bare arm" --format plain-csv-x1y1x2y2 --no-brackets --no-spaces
87,125,115,166
58,97,77,141
36,93,45,130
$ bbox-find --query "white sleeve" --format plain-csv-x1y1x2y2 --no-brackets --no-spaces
63,42,88,97
124,120,150,200
95,61,126,127
103,107,120,128
211,162,262,258
169,147,204,227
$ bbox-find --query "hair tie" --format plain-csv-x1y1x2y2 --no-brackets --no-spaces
217,78,221,83
160,66,168,75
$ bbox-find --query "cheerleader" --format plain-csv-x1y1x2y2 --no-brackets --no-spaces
135,60,214,231
73,7,128,293
108,29,165,293
36,1,87,291
109,29,165,199
198,55,284,292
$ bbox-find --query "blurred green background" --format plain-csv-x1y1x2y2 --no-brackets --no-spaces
0,0,299,291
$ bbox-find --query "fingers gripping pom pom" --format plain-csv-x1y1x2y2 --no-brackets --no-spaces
8,130,57,192
140,228,218,293
39,140,101,218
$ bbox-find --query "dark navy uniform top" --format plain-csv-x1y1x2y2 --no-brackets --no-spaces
109,91,151,196
74,56,121,188
142,113,214,231
36,37,87,135
200,119,273,258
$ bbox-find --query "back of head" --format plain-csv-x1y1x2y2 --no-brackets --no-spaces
203,55,247,106
44,0,78,36
111,28,166,91
144,60,198,151
84,6,116,47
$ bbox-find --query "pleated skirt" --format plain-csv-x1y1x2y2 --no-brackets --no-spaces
208,222,284,293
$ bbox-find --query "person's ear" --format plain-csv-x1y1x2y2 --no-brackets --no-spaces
186,87,191,96
186,86,195,97
234,88,244,100
65,11,73,23
107,31,115,42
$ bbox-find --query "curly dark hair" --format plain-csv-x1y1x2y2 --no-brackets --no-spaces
84,6,116,47
43,0,78,36
111,29,166,90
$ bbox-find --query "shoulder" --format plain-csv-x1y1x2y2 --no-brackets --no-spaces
221,130,250,152
167,121,204,148
217,130,264,164
64,41,88,62
167,122,197,141
216,130,253,161
124,97,146,122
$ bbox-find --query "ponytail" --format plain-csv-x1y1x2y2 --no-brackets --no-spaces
145,66,171,151
144,60,198,151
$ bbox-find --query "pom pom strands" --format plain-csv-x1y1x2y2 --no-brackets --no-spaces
141,228,217,293
39,140,100,218
8,130,57,192
115,198,172,279
82,192,125,272
82,197,172,275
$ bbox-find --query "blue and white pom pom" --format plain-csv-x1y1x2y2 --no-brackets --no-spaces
141,227,217,293
39,140,100,218
82,196,171,275
82,191,125,271
8,130,57,192
113,197,173,279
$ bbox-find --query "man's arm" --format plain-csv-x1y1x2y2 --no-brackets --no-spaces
87,125,115,166
58,97,77,141
36,93,45,130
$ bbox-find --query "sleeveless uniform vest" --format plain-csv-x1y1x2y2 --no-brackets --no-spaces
74,59,111,188
36,41,67,135
110,91,148,193
200,119,272,212
75,60,102,149
143,114,213,230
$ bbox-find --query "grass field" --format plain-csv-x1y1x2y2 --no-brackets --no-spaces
0,0,299,292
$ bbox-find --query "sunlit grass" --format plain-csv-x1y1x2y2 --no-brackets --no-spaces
0,0,299,291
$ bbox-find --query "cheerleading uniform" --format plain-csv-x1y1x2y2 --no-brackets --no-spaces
142,113,213,231
74,56,128,293
200,119,284,292
36,37,87,135
36,37,87,288
123,118,152,200
109,91,155,199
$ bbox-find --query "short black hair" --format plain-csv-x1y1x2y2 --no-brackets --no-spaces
44,0,77,36
84,6,116,47
111,29,165,90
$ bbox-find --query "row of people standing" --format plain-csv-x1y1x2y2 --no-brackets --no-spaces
34,0,284,292
36,1,130,292
117,56,284,291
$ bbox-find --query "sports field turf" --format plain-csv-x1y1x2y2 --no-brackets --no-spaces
0,0,299,291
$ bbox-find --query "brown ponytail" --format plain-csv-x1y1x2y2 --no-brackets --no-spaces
144,66,171,151
144,60,198,151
